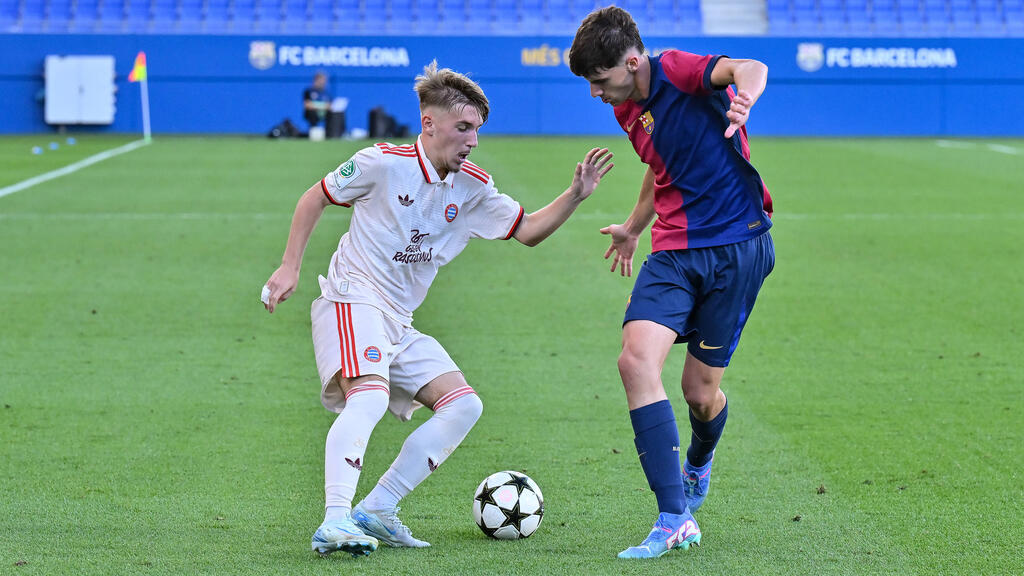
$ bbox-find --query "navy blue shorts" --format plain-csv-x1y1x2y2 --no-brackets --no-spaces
624,232,774,368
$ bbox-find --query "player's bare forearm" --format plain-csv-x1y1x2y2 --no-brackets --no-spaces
264,184,330,313
513,187,585,247
280,184,330,271
624,167,657,237
711,59,767,138
710,58,768,104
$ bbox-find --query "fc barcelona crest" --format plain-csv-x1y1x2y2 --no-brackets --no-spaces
249,41,276,70
640,111,654,135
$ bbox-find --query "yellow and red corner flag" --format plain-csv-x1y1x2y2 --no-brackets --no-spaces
128,51,147,82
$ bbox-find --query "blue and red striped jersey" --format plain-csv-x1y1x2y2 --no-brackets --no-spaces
613,50,774,251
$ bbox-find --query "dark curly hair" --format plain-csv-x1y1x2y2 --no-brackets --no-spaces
568,6,645,78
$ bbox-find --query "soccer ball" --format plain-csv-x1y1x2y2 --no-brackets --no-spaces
473,470,544,540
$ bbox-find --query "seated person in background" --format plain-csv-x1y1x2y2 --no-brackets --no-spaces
304,72,331,128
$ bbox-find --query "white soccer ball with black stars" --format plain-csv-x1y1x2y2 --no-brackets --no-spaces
473,470,544,539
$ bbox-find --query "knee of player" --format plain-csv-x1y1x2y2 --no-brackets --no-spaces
435,388,483,422
681,387,716,413
617,349,653,380
459,391,484,424
341,378,391,420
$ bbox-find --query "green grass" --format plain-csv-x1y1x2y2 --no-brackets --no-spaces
1,135,1022,575
0,135,139,187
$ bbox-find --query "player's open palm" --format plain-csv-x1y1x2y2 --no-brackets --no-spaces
600,223,639,277
572,147,614,201
264,265,298,313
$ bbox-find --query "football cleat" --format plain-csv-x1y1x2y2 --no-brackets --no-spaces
311,515,378,558
683,452,714,512
617,511,701,559
352,502,430,548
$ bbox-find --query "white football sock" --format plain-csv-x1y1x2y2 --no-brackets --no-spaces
364,386,482,511
324,382,390,520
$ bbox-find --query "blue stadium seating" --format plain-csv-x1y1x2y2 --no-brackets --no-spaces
47,0,72,31
2,0,1021,37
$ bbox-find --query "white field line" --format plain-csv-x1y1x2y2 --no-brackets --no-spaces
935,140,1021,155
986,143,1020,155
0,139,150,200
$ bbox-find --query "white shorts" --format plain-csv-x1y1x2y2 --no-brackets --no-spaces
311,297,460,421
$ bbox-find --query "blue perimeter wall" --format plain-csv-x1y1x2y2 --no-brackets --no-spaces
0,34,1019,136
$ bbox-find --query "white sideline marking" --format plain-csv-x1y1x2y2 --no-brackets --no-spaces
0,139,150,200
936,140,1021,155
986,144,1020,155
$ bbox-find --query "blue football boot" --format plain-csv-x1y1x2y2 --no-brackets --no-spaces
617,511,702,559
311,515,378,558
352,502,430,548
683,452,714,512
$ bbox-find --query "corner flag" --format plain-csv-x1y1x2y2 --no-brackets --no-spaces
128,52,147,82
128,51,151,141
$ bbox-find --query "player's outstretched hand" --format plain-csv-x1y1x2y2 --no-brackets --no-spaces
571,147,614,201
599,223,639,277
724,89,754,139
263,265,298,314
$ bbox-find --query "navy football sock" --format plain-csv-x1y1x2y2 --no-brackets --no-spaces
630,400,686,515
686,399,728,468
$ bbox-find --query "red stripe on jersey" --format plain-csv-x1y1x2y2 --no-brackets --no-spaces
376,143,417,157
321,179,351,207
376,143,414,152
415,146,432,183
461,165,489,184
463,161,490,180
503,206,525,240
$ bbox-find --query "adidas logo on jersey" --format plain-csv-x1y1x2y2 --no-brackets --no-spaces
398,194,413,206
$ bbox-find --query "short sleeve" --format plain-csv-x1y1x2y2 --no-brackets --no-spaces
466,181,524,241
660,50,723,96
320,146,380,207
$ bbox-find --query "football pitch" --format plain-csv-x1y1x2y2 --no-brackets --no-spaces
1,134,1021,575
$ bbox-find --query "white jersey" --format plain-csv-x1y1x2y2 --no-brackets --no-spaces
317,136,524,325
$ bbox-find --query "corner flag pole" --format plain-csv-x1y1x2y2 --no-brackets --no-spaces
128,51,151,142
140,76,151,143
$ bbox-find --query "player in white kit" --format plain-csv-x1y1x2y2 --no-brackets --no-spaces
262,61,613,558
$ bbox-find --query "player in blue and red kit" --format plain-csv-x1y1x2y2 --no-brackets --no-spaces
569,6,775,559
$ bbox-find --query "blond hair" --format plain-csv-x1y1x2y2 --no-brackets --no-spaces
414,60,489,124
